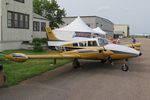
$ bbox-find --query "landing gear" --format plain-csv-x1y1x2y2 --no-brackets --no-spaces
121,64,129,71
101,59,107,63
103,57,129,71
101,57,112,64
72,59,80,69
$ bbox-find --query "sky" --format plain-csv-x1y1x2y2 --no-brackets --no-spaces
56,0,150,35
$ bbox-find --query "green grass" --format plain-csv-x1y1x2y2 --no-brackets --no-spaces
0,49,71,86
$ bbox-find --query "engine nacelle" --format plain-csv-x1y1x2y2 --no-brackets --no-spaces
5,53,28,62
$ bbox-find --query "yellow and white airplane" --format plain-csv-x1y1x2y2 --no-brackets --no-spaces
4,27,142,71
5,40,142,71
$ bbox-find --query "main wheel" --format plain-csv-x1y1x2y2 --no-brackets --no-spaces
72,59,80,69
122,64,129,71
101,59,107,63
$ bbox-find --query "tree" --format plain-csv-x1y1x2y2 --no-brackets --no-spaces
33,0,66,29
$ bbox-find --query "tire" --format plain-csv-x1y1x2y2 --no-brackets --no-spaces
122,64,129,71
101,60,106,63
73,59,80,69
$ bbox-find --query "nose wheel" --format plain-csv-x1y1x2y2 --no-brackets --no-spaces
122,64,129,71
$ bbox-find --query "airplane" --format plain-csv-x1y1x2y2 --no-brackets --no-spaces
5,38,142,71
46,27,141,51
4,27,142,72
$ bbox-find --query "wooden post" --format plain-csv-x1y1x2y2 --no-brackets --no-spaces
0,64,4,87
54,59,57,65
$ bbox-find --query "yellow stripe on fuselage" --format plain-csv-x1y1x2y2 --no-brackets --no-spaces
110,53,137,60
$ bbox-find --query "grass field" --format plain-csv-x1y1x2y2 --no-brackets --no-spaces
0,50,71,86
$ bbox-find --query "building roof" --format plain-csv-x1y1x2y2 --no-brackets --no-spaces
57,16,94,33
64,16,114,24
33,13,49,21
114,24,129,26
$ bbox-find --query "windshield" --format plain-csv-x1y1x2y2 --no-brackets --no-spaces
98,38,109,46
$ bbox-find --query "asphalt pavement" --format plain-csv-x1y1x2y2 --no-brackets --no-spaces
0,38,150,100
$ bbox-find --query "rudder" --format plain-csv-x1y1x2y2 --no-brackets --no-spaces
45,27,59,41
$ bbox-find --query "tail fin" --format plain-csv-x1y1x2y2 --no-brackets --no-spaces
45,27,59,41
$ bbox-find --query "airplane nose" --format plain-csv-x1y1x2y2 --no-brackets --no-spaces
139,52,142,56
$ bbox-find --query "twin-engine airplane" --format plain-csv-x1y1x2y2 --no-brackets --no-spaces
5,27,142,71
5,43,142,71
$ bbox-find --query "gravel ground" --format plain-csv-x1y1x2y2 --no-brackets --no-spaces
0,38,149,100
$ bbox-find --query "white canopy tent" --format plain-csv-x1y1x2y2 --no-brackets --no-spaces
53,16,95,41
93,27,106,35
57,16,94,33
93,27,106,38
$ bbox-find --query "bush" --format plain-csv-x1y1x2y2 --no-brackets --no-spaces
32,38,47,52
41,38,47,44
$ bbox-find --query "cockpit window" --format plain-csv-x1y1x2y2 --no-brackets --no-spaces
88,41,98,46
98,38,109,46
79,42,86,47
73,43,78,46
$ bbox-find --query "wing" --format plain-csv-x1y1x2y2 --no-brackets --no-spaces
5,52,80,62
125,43,141,50
5,48,113,62
28,53,80,59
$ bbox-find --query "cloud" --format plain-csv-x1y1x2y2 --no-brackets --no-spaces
123,7,129,11
94,6,111,13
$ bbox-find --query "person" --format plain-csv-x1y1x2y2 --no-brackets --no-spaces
109,36,121,44
131,37,136,44
112,40,117,44
108,36,114,43
116,38,120,44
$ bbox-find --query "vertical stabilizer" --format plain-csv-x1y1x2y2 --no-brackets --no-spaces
45,27,59,41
